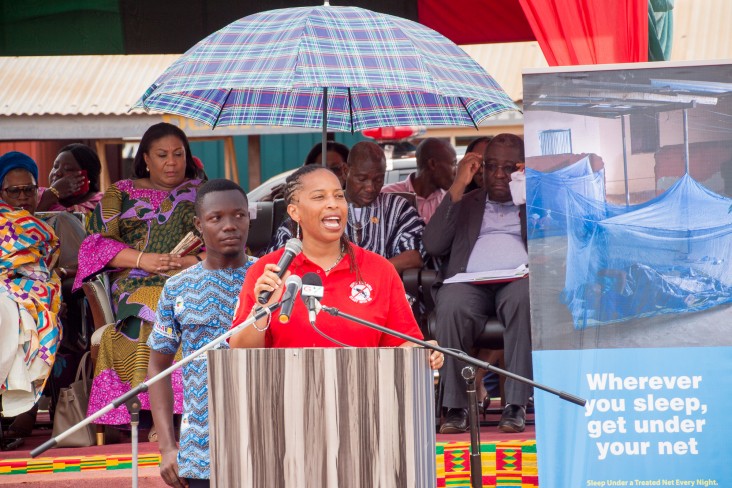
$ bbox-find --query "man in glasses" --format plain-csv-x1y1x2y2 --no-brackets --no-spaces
424,133,532,434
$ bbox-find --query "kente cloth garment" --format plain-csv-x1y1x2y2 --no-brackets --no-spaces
37,187,103,214
75,178,202,424
148,259,256,480
269,193,425,259
0,202,62,417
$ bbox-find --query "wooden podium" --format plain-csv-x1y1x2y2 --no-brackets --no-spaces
207,347,436,487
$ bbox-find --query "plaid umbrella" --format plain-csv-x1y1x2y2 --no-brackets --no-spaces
134,4,518,136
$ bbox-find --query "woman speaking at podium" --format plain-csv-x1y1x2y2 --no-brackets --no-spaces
229,165,443,370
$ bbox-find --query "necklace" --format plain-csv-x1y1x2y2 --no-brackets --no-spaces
324,248,345,273
347,210,361,240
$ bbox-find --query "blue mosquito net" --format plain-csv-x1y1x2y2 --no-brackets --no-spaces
526,156,605,238
560,174,732,329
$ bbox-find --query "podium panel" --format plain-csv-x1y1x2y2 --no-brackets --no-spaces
208,347,436,488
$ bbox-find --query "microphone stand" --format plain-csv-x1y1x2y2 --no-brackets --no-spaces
30,300,283,487
319,304,586,488
462,366,482,488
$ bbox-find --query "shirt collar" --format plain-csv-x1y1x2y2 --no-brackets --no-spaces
485,193,515,207
408,173,445,201
291,245,362,273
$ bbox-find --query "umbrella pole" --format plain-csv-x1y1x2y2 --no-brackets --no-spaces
322,87,328,167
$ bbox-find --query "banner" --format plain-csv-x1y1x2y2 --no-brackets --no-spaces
524,61,732,487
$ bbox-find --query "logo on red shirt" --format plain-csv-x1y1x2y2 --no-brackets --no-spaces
349,281,373,304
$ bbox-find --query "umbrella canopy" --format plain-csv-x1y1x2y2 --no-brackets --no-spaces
134,5,518,133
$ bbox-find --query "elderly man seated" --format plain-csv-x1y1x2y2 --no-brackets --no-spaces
423,133,532,434
270,141,424,274
381,137,456,224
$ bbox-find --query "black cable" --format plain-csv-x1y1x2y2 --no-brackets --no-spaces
308,319,354,348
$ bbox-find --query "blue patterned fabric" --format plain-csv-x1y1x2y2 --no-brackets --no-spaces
134,5,517,131
147,259,256,480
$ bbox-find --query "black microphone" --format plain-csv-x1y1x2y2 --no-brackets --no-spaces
301,272,324,324
258,238,303,304
278,275,302,323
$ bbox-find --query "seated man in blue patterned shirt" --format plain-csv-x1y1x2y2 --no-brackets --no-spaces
269,141,424,274
147,179,257,488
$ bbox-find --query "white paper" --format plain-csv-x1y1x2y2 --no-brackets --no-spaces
509,170,526,205
443,264,528,284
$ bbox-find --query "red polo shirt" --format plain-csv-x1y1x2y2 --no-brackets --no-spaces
231,245,423,347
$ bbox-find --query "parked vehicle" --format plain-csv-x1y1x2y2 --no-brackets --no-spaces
247,156,419,202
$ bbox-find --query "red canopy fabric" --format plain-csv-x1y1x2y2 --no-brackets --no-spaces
517,0,648,65
418,0,535,45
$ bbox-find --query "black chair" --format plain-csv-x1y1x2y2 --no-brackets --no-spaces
401,268,437,339
272,198,288,236
416,267,511,423
246,201,274,256
413,268,506,354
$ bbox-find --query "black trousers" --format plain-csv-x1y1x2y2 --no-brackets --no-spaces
434,278,533,409
187,478,210,488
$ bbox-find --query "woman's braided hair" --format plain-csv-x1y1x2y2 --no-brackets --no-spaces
284,165,360,277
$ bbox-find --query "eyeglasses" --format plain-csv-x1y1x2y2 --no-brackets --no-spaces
483,163,518,175
1,185,38,197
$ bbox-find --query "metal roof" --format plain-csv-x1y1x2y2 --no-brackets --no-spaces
671,0,732,62
0,0,730,119
461,42,547,102
0,54,179,116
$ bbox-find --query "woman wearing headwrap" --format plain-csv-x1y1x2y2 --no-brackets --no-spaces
0,151,62,444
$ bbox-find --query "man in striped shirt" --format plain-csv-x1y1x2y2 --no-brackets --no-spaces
269,141,424,274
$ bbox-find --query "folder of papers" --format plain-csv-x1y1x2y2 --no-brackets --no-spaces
443,264,528,285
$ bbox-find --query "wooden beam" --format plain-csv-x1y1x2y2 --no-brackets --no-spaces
223,140,232,180
95,140,111,191
225,137,240,184
247,135,261,191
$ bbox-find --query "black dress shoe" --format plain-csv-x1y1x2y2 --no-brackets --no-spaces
440,408,469,434
498,404,526,433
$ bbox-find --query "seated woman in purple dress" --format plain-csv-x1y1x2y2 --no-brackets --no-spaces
73,123,204,431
